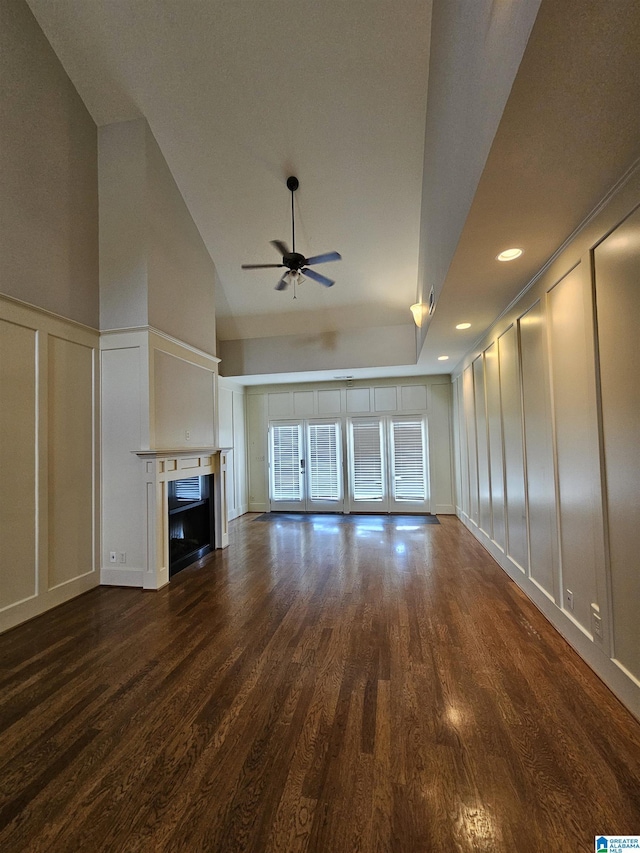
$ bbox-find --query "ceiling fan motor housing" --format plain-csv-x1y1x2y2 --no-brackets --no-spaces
284,251,306,270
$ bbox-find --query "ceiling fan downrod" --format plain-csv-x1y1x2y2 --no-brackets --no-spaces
286,175,299,254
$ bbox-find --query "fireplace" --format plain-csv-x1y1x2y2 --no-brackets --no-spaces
136,448,230,589
168,475,214,576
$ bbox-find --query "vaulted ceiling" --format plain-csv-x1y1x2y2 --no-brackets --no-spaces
26,0,640,383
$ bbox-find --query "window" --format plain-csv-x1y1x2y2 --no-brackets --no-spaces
351,419,384,502
308,423,340,501
271,423,302,501
390,418,426,501
174,476,202,501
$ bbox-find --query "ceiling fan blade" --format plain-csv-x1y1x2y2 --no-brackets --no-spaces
304,251,342,266
241,263,285,269
302,267,335,288
275,272,290,291
271,240,290,257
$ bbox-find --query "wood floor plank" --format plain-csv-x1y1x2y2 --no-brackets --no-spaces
0,514,639,852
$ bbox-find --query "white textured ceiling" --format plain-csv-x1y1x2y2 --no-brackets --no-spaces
25,0,640,383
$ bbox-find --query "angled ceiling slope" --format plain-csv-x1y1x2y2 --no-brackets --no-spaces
422,0,640,372
25,0,436,376
25,0,640,384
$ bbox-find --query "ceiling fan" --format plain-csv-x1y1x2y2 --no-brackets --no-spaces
241,176,341,291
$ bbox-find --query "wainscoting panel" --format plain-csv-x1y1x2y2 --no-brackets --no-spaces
401,384,427,412
373,385,397,412
498,324,528,573
462,364,479,526
293,391,314,417
547,264,603,632
0,318,38,609
153,348,215,449
0,295,99,633
47,336,96,589
101,345,145,573
473,354,491,537
317,389,342,415
594,204,640,683
484,342,505,551
519,300,557,600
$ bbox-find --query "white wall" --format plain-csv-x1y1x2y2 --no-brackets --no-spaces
145,129,217,354
246,375,453,514
218,378,248,521
98,120,148,331
452,166,640,720
99,118,218,354
0,0,98,327
219,324,416,378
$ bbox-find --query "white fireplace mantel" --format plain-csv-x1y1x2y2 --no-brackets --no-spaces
135,447,231,590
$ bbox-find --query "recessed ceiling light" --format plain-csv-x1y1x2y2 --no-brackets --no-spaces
496,247,523,262
455,322,471,330
437,355,449,361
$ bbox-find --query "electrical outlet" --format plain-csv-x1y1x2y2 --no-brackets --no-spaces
109,551,117,563
185,429,191,440
591,604,603,642
566,589,574,611
119,552,126,564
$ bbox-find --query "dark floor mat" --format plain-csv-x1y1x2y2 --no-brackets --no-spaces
255,512,440,525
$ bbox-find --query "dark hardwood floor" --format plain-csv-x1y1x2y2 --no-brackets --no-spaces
1,514,639,852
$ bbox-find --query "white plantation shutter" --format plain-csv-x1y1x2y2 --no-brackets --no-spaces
271,424,302,501
351,419,384,502
174,476,202,501
308,423,340,501
391,418,426,501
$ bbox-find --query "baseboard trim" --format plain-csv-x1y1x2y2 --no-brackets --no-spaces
228,503,249,522
100,567,144,587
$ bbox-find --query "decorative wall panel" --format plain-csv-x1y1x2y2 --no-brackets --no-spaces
48,336,95,588
484,342,505,550
462,365,479,526
548,265,602,630
519,301,557,599
594,206,640,681
0,319,37,608
473,355,491,537
498,325,528,572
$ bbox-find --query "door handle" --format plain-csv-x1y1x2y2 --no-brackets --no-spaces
300,458,305,471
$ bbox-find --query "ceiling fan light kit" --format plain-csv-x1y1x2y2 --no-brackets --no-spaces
241,176,341,292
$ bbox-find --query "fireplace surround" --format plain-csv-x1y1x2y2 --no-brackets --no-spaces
136,448,230,589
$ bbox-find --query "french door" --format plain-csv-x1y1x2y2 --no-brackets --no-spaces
269,415,429,514
269,420,344,512
348,416,429,513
